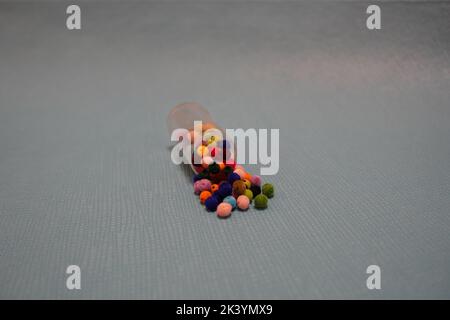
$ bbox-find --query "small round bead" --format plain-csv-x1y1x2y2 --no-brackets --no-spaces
218,182,232,198
193,179,211,194
250,185,261,196
254,194,268,209
199,191,212,204
262,183,274,198
216,202,232,218
208,162,220,174
237,195,250,210
223,166,233,176
250,175,262,187
232,180,247,198
211,184,219,193
205,196,219,212
244,189,253,202
223,196,237,210
228,172,241,185
212,191,223,202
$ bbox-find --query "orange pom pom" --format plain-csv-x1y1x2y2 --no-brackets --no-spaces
199,191,212,204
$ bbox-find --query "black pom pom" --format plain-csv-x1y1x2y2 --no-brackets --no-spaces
208,163,220,174
250,185,261,196
223,166,233,176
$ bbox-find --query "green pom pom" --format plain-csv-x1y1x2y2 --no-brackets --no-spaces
208,163,220,174
244,189,253,202
262,183,274,198
254,194,268,209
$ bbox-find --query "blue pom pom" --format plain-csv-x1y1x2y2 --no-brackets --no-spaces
223,196,237,210
218,182,232,198
205,196,219,212
192,174,202,183
212,191,223,202
228,172,241,185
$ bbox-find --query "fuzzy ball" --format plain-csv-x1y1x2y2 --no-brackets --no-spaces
218,182,232,198
194,179,211,194
243,179,251,189
223,166,233,176
223,196,237,210
193,174,202,183
244,189,254,202
212,191,223,202
208,163,220,174
237,195,250,210
250,185,261,196
211,184,219,193
228,172,241,185
243,172,252,181
216,202,232,219
205,196,219,212
250,175,262,187
232,180,247,198
254,194,268,209
199,191,212,204
262,183,274,198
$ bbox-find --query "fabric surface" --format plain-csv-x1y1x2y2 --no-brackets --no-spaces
0,1,449,299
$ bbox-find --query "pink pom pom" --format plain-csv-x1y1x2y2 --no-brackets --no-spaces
250,175,262,187
194,179,211,194
237,195,250,210
216,202,232,219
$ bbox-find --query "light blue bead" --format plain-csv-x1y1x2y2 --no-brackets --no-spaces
223,196,237,210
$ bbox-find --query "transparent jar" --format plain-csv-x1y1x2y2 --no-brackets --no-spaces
167,102,234,174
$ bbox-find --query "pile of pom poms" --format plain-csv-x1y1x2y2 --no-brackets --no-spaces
193,161,275,219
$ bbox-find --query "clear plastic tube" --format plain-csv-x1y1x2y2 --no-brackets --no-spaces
167,102,233,175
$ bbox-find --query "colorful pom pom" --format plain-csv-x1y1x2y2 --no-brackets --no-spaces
199,191,212,204
250,175,261,187
211,184,219,193
254,194,268,209
194,179,211,194
232,180,247,198
205,196,219,211
216,202,232,218
250,185,261,196
208,163,220,174
228,172,241,185
262,183,274,198
237,195,250,210
223,196,237,210
218,182,232,198
244,189,253,202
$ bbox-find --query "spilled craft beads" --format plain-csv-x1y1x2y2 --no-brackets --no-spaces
191,138,275,219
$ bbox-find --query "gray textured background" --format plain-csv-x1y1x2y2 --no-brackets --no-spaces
0,1,449,299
